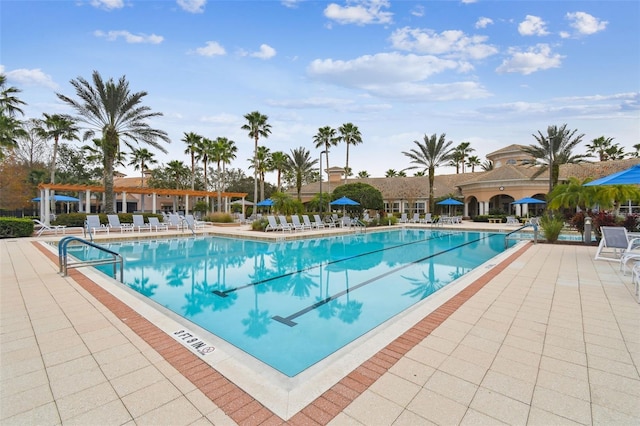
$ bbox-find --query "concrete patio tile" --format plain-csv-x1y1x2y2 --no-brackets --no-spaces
0,335,37,354
469,387,530,425
587,353,639,379
490,355,538,384
586,342,634,364
480,370,534,404
0,356,45,381
538,355,588,382
588,369,640,397
450,342,496,369
0,368,49,397
496,342,541,367
392,409,437,426
121,379,182,418
437,354,488,385
419,334,459,355
527,407,583,425
424,370,478,406
49,368,108,400
110,364,165,397
406,388,467,425
460,408,508,425
590,383,640,418
93,342,140,365
387,356,436,386
542,343,587,367
41,343,91,368
134,396,203,426
404,344,448,369
184,388,220,417
64,399,131,426
536,370,590,401
583,331,628,350
1,402,60,426
45,355,99,381
368,371,421,406
100,351,153,380
459,332,502,355
342,389,403,426
327,412,365,425
591,403,640,425
56,381,119,421
531,386,591,425
0,382,54,420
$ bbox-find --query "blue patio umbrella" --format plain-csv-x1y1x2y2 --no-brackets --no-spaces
256,198,274,207
583,164,640,186
436,197,463,215
31,195,80,202
511,196,546,217
330,196,360,206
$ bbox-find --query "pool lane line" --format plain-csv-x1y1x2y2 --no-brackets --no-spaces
272,233,498,327
212,230,460,298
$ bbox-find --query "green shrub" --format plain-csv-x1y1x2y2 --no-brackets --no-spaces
539,215,565,243
0,218,34,238
252,218,268,231
203,212,234,223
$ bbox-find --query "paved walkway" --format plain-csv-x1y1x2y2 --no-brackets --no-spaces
1,228,639,425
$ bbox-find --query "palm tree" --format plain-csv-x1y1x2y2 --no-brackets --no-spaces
631,144,640,158
585,136,617,161
287,147,318,200
402,133,455,213
313,126,338,180
338,123,362,184
195,137,214,192
269,151,289,191
209,137,237,212
36,113,79,184
466,155,481,172
255,146,271,201
217,137,237,211
57,71,169,213
0,75,27,159
455,142,474,173
385,169,398,177
481,160,494,171
357,170,370,178
128,147,156,212
182,132,202,190
522,124,587,193
241,111,271,202
547,177,598,212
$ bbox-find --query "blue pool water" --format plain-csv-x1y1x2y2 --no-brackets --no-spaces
70,229,513,376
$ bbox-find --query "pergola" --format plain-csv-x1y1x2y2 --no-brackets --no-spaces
37,183,249,225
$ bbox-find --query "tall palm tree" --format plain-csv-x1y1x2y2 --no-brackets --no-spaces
402,133,454,213
165,160,189,211
0,75,27,159
128,147,156,212
255,146,271,201
481,160,494,171
241,111,271,202
218,137,237,212
57,71,169,213
466,155,481,172
338,123,362,184
522,124,587,193
209,137,237,212
269,151,289,191
36,113,79,184
313,126,338,180
195,137,215,192
287,147,318,201
455,142,474,173
182,132,202,190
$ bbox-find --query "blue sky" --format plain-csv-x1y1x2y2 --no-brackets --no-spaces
2,0,639,180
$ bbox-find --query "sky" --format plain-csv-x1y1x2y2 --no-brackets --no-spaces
2,0,639,181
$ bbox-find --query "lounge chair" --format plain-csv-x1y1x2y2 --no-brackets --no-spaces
32,219,66,237
107,214,134,233
339,216,351,228
85,215,109,235
148,217,168,231
409,213,420,223
595,226,640,262
167,213,185,230
290,215,308,231
132,214,151,232
265,215,280,232
420,213,433,224
506,216,520,225
313,214,326,229
185,214,206,230
399,213,408,223
301,215,315,230
278,215,294,232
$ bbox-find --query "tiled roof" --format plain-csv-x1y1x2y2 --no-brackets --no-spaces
486,144,528,157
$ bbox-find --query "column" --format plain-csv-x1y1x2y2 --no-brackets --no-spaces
121,192,127,213
152,193,157,213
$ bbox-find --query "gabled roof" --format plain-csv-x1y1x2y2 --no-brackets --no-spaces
486,144,528,157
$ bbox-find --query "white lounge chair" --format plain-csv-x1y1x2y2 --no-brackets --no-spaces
409,213,420,223
290,215,307,231
132,214,151,232
595,226,640,262
85,215,109,235
32,219,66,237
107,214,134,233
399,213,408,223
420,213,433,224
301,215,314,230
278,215,294,232
340,216,351,228
148,217,168,231
167,213,185,230
313,214,326,229
506,216,520,225
185,214,206,230
265,215,280,232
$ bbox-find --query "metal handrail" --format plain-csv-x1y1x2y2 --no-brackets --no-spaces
504,223,538,248
58,236,123,282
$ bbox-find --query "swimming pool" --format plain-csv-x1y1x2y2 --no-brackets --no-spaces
69,229,513,376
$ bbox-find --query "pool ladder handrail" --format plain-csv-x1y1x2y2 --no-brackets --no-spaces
504,223,538,249
58,236,124,282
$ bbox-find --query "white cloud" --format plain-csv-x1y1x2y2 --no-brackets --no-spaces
475,17,493,29
559,31,570,39
90,0,124,10
308,52,463,86
461,0,477,4
411,5,424,17
94,30,163,44
177,0,206,14
200,113,238,125
364,81,491,101
390,27,498,60
281,0,302,8
193,41,226,57
496,43,563,75
250,44,277,60
566,12,607,35
518,15,549,36
324,0,393,25
4,67,58,89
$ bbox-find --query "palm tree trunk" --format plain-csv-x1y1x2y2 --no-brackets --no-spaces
50,136,59,184
344,142,350,184
253,137,258,202
428,168,435,213
217,161,222,213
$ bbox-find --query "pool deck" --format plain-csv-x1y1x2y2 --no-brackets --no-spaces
1,222,639,425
